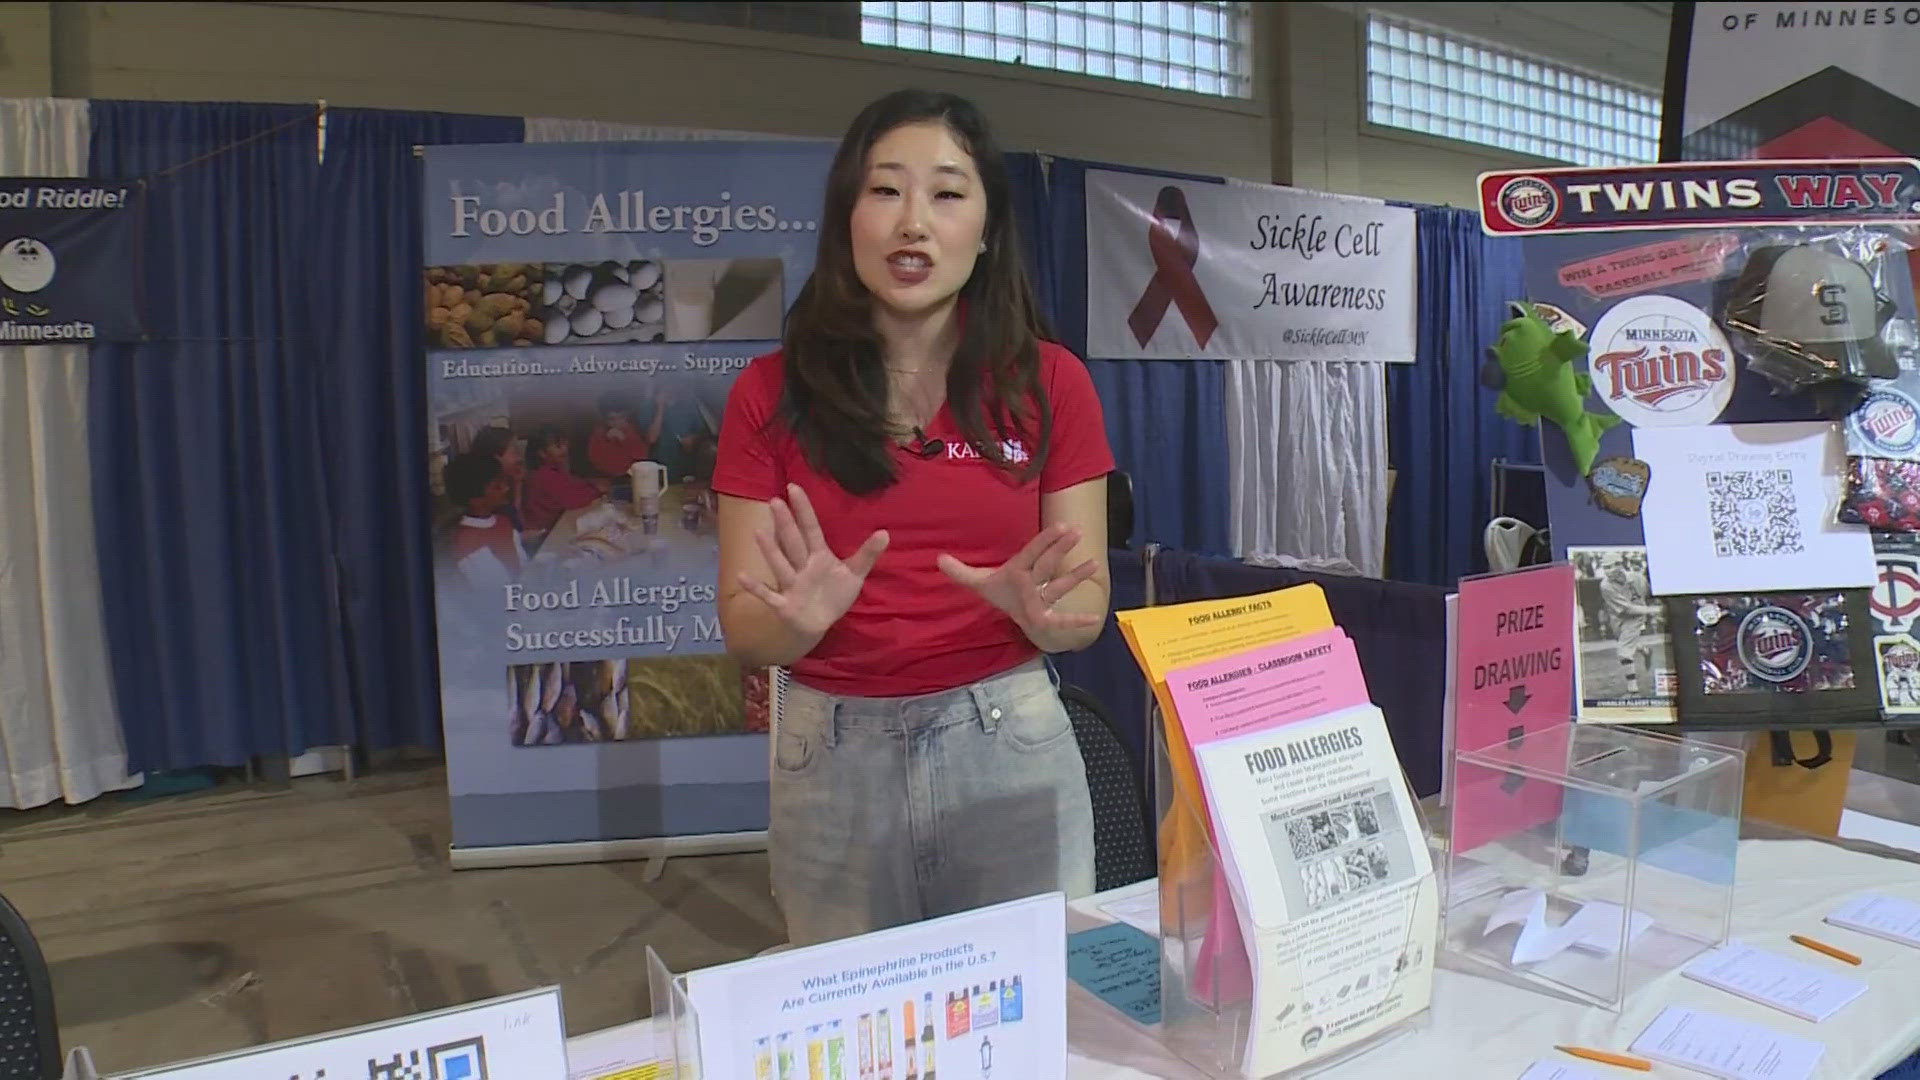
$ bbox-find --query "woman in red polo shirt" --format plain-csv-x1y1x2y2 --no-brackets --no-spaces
713,89,1113,946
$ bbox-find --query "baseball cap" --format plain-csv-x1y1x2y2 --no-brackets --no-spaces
1722,244,1899,386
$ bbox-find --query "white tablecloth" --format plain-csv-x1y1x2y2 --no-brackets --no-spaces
1064,836,1920,1079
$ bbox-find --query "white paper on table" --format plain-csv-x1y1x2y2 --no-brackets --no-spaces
1632,422,1874,596
1837,810,1920,855
1482,891,1654,964
1826,892,1920,948
1681,941,1867,1023
1629,1005,1825,1080
1518,1062,1613,1080
1097,890,1161,937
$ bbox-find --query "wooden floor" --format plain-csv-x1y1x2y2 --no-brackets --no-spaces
0,763,783,1075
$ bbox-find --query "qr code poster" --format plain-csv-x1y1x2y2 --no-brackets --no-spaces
1633,421,1876,597
114,989,564,1080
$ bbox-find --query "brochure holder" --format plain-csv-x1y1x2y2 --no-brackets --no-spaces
647,946,703,1079
1444,722,1741,1010
1151,705,1438,1079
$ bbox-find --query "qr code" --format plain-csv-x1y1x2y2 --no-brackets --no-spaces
1706,469,1803,558
366,1038,488,1080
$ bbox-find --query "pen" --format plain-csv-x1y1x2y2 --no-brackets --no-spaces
1555,1046,1653,1071
1790,934,1862,966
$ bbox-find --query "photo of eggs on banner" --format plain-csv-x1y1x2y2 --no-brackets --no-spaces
425,264,544,349
540,260,668,346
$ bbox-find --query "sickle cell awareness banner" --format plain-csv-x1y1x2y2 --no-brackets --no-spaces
423,140,831,855
1084,170,1416,362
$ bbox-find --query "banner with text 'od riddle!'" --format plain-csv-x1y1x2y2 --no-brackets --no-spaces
422,140,832,854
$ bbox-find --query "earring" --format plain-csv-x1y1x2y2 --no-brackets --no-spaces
978,240,988,254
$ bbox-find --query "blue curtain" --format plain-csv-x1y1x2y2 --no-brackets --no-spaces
1040,157,1235,557
89,103,348,771
314,108,522,752
89,103,525,772
1386,205,1533,586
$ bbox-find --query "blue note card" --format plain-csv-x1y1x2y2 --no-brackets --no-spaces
1067,922,1161,1025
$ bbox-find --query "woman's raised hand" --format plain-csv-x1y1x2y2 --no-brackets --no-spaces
937,523,1100,635
736,484,888,639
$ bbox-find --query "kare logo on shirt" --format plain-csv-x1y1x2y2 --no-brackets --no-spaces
1588,294,1736,428
945,438,1030,464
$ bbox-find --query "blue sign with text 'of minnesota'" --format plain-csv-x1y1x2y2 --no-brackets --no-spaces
0,179,142,345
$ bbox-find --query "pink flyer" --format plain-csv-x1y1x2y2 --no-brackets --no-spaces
1164,628,1370,1003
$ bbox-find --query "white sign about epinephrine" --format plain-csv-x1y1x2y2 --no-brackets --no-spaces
680,894,1066,1080
1194,706,1437,1078
1633,422,1874,595
112,988,567,1079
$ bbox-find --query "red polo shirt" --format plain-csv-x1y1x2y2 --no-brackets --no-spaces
712,341,1114,697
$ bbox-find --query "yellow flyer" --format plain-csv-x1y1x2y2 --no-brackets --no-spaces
1115,586,1334,918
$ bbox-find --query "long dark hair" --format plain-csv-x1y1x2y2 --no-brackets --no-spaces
781,89,1053,496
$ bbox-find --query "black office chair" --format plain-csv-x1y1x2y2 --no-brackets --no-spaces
1061,683,1154,892
0,893,58,1080
1107,470,1135,549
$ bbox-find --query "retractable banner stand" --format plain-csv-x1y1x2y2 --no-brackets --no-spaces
422,140,831,864
1083,169,1416,362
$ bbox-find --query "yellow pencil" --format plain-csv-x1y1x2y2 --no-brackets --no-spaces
1790,934,1862,966
1555,1045,1653,1071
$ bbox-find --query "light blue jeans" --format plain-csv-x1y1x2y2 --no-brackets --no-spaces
769,657,1097,946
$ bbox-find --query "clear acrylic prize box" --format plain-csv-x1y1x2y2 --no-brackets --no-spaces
1445,721,1741,1010
1152,706,1438,1080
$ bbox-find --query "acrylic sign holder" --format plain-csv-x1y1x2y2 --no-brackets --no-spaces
647,946,703,1079
1151,705,1439,1080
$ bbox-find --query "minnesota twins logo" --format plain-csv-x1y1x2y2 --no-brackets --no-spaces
1851,389,1920,457
1737,605,1813,683
1875,555,1920,634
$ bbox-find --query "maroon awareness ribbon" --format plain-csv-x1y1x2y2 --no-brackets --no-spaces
1127,185,1218,349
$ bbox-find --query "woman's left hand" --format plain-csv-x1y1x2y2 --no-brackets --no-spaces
938,523,1102,634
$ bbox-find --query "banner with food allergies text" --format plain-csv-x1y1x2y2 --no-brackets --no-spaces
422,139,831,855
1083,170,1416,362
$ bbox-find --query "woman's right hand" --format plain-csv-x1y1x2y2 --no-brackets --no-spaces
736,483,888,639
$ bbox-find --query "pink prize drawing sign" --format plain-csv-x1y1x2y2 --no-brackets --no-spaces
1449,563,1575,853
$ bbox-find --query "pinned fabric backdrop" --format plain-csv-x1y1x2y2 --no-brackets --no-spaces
0,97,137,807
88,101,347,772
1388,206,1535,586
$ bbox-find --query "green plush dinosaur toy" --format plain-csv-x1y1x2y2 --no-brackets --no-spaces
1481,302,1621,476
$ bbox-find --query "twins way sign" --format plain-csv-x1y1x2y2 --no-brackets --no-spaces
0,180,142,345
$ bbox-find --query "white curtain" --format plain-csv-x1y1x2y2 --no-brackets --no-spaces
1225,359,1390,576
524,118,829,143
0,98,139,807
1220,179,1395,577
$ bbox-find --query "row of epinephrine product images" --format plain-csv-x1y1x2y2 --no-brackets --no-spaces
755,979,1026,1080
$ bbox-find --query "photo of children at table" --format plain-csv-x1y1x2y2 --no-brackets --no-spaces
466,425,526,531
442,450,522,590
523,424,608,534
586,391,665,479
